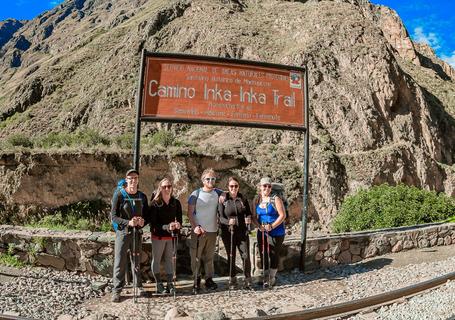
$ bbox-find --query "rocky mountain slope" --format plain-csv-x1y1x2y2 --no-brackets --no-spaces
0,0,454,231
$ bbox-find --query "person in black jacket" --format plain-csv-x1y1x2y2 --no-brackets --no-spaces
218,176,253,290
111,169,148,302
149,177,182,294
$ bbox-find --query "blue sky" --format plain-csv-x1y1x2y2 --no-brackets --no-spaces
0,0,454,67
372,0,455,67
0,0,64,21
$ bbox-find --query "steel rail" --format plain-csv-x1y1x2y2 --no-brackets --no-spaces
244,271,455,320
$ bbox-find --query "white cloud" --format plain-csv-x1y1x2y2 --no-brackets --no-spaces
49,0,63,7
441,51,455,68
412,26,441,51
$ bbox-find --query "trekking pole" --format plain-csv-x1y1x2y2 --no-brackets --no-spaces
228,224,234,297
132,226,138,303
266,226,271,289
261,223,266,289
245,217,251,289
193,232,200,294
171,220,178,300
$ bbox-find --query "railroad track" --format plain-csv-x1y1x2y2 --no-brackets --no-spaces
246,271,455,320
1,271,454,320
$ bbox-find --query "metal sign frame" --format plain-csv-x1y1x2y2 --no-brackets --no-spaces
133,49,310,270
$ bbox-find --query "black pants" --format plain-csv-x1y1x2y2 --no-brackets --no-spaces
220,226,251,278
257,232,284,270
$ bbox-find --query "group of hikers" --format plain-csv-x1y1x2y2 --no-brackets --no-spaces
110,168,286,302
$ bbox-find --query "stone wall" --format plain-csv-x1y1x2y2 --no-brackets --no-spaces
278,222,455,271
1,223,455,277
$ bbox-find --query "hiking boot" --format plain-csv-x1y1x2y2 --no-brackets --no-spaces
243,277,253,290
138,287,147,297
269,269,278,287
228,277,237,290
156,282,167,294
269,277,276,287
205,278,218,290
167,283,176,295
111,291,121,303
192,277,201,295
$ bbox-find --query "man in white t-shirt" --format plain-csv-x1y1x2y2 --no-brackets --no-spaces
187,168,223,294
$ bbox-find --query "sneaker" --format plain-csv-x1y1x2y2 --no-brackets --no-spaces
205,278,218,290
156,282,167,294
111,292,121,303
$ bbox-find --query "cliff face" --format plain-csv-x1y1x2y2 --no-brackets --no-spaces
0,0,454,230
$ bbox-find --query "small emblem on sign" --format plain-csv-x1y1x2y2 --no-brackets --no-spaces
290,72,302,89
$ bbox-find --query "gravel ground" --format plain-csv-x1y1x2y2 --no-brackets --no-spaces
373,280,455,320
1,247,455,319
0,267,110,319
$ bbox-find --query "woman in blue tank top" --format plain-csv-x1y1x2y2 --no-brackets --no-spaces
253,177,286,287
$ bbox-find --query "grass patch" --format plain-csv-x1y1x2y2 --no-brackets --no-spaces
0,252,26,268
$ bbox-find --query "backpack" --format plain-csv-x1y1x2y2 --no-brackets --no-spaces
255,182,289,224
112,179,146,231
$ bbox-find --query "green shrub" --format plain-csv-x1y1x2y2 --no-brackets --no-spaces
26,200,111,232
113,132,134,150
332,184,455,233
34,132,75,148
75,129,110,147
6,134,33,148
148,130,176,147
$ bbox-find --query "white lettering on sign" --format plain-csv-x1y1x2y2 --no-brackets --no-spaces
148,80,196,99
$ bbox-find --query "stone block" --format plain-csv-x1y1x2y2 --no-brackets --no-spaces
92,254,114,277
98,246,113,255
338,250,352,264
315,251,324,261
323,249,332,257
444,235,452,245
418,238,429,248
318,241,329,251
391,240,402,253
403,240,414,250
389,237,397,247
349,244,361,256
340,239,350,251
320,257,338,268
352,255,362,263
36,253,65,270
306,245,319,256
363,245,378,258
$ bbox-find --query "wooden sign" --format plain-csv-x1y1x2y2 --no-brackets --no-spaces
140,53,306,131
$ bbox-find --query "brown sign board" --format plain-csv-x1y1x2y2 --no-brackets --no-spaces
140,53,307,131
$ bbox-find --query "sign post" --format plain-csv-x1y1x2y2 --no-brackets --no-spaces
134,50,310,270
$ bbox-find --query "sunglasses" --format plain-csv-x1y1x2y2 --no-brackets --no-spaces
204,177,216,182
228,184,239,188
161,185,172,189
262,184,272,189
